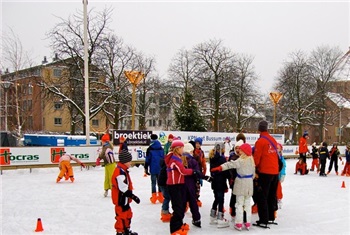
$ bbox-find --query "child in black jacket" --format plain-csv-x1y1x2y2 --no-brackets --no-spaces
318,142,330,177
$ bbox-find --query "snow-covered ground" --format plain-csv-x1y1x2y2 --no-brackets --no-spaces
1,158,349,235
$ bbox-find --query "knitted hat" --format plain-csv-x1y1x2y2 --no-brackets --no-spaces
258,120,268,132
303,131,309,137
194,137,203,145
171,140,184,149
119,150,132,164
239,143,252,156
101,134,110,142
168,134,174,139
189,140,196,149
183,143,194,153
235,139,244,147
150,134,158,140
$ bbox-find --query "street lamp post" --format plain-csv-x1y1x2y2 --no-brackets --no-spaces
339,105,343,144
1,81,12,132
269,92,283,134
124,71,145,130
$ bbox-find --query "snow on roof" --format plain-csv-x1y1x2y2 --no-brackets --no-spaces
326,92,350,109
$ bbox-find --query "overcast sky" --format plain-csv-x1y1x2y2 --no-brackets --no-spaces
1,0,349,93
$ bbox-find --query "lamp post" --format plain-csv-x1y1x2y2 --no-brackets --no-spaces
1,81,12,131
339,105,343,144
124,71,145,130
269,92,283,134
83,0,90,145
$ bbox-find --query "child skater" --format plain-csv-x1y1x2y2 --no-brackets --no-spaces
208,143,230,228
211,143,255,231
276,143,286,210
165,140,199,235
310,142,320,172
318,142,330,177
56,152,85,183
96,133,117,197
341,144,350,176
294,157,309,175
111,150,140,235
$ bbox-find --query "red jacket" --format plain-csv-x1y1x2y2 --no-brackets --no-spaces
298,137,308,154
111,162,133,206
253,132,279,175
165,152,193,185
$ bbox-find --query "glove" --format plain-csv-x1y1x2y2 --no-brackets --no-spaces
80,163,86,168
199,178,203,187
339,156,342,161
193,169,202,176
131,194,140,204
144,164,150,175
96,158,101,166
210,166,222,172
204,175,213,183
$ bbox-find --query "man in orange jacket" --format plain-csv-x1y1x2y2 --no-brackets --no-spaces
253,120,279,229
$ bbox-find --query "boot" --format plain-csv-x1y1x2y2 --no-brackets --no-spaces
192,220,201,228
251,204,258,213
125,228,138,235
150,193,157,204
171,229,187,235
244,222,251,230
160,210,171,222
157,192,164,203
104,190,108,197
70,177,75,183
217,212,229,228
56,177,61,183
234,223,242,231
181,223,190,231
210,209,217,225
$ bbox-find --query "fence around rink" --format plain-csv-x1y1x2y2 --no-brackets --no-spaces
0,145,346,174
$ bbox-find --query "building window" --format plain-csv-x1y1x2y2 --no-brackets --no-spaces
27,100,32,111
54,102,63,110
148,119,156,127
28,83,33,95
54,118,62,126
149,108,156,115
158,120,162,127
23,100,27,112
92,119,99,126
53,68,62,77
27,116,33,129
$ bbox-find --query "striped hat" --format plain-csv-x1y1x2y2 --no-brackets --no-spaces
119,150,132,164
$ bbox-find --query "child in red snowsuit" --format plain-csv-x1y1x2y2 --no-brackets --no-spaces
310,143,319,172
341,144,350,176
111,150,140,235
294,158,309,175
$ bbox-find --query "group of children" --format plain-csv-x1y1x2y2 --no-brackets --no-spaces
295,141,350,177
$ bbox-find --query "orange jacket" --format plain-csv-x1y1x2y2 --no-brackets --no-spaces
111,162,133,206
253,132,279,175
298,137,308,154
193,148,207,175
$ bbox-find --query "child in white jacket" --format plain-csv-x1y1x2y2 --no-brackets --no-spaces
211,143,255,231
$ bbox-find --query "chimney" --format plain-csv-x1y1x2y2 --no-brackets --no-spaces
53,53,59,62
42,56,48,64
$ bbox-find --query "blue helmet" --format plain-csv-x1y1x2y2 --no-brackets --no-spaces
194,137,203,145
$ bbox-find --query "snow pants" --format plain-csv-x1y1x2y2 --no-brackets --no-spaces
114,204,132,233
58,161,73,179
104,162,116,191
235,195,251,224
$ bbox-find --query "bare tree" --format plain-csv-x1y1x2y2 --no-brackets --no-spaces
192,39,235,131
44,7,113,134
1,28,33,137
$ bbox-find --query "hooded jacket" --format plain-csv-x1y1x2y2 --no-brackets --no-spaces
165,152,193,185
145,139,164,174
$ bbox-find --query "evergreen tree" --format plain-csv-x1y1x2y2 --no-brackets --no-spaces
174,90,206,131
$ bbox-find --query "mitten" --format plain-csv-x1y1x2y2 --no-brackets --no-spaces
193,169,202,176
144,163,150,175
204,175,213,183
81,163,86,168
210,166,222,172
96,158,101,166
131,194,140,204
280,175,285,183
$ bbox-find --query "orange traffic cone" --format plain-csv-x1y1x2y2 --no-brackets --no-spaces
34,218,44,232
341,181,346,188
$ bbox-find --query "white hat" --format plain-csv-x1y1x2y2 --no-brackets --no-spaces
235,139,244,147
183,143,194,153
